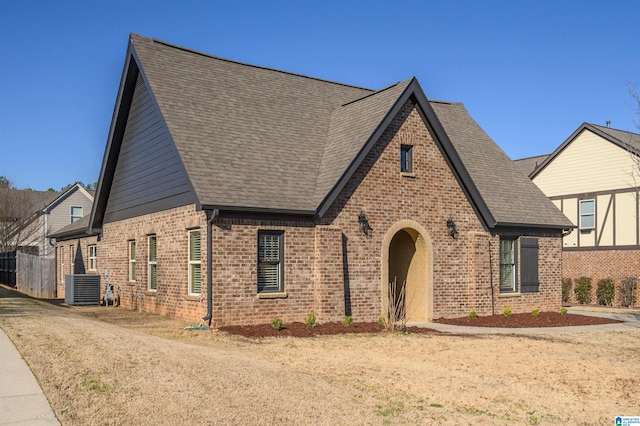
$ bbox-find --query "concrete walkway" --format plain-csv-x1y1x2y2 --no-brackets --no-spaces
0,328,59,425
410,306,640,334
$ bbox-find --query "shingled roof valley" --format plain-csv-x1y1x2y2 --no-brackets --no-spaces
105,34,573,230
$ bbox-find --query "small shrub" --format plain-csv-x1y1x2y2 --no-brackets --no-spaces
531,309,540,317
342,315,353,327
503,306,512,318
271,317,283,331
574,277,592,304
596,278,615,306
562,278,572,304
377,315,387,327
560,307,568,315
469,311,478,319
304,311,317,328
621,277,637,307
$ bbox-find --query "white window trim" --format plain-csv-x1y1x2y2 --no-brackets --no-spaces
148,235,157,291
70,246,75,275
70,206,83,223
60,246,65,282
129,240,136,282
88,245,97,271
579,199,595,230
188,230,201,295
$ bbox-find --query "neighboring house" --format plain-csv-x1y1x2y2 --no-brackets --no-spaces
0,183,94,258
87,34,572,326
48,215,99,298
516,123,640,305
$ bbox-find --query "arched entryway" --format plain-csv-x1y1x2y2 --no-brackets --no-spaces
381,220,433,322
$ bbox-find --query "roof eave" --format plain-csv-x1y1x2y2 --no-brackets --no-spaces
201,204,316,217
530,122,640,179
89,36,140,234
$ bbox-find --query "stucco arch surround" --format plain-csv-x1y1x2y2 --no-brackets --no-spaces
381,219,434,322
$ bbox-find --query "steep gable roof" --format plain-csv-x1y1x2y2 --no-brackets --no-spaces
431,102,572,229
131,34,372,214
91,34,572,232
43,183,93,214
531,122,640,179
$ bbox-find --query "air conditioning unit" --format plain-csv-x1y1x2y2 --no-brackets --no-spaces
65,274,100,305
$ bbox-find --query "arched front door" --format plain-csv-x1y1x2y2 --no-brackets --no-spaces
382,220,433,322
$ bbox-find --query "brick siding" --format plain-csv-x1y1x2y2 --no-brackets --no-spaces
56,235,99,298
95,100,563,326
563,249,640,306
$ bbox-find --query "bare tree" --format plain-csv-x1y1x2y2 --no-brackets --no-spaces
630,81,640,132
0,178,46,254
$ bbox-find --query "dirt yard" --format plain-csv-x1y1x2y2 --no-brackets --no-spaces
1,288,638,425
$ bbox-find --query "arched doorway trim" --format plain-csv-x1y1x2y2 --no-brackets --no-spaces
381,219,434,321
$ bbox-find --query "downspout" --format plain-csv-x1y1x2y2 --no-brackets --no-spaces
488,239,495,316
202,209,218,326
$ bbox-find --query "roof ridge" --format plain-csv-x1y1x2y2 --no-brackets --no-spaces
138,34,374,92
340,79,410,106
513,153,550,162
429,100,459,105
590,123,640,136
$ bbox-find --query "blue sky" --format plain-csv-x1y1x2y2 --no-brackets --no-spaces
1,0,638,191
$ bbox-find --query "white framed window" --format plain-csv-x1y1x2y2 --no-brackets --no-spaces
88,245,97,271
579,199,595,230
499,238,517,292
188,230,201,294
70,206,83,223
148,235,157,291
257,231,284,293
60,246,65,282
70,246,75,274
129,241,136,281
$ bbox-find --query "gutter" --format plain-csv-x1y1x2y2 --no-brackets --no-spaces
202,209,219,326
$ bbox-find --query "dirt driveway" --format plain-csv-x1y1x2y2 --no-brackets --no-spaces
1,289,638,425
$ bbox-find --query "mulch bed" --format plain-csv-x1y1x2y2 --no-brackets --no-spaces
434,311,622,328
219,322,387,338
219,312,623,338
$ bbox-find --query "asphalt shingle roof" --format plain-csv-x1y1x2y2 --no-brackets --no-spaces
590,124,640,153
513,154,549,177
430,102,572,228
102,34,572,230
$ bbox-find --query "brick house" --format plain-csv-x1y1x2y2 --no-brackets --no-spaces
87,34,572,326
516,123,640,306
48,215,99,298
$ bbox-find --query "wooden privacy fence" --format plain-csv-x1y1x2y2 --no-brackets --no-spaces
16,252,56,298
0,251,17,287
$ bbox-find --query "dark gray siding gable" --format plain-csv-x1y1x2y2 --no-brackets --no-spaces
104,75,195,223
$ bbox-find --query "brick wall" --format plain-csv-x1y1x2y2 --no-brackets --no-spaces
56,235,99,298
99,205,208,322
563,249,640,306
96,100,564,326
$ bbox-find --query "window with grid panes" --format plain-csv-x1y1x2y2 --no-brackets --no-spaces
88,245,97,271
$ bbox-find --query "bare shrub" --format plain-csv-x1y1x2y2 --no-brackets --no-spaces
387,278,406,331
